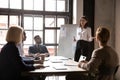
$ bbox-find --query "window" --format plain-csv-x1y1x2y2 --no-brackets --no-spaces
24,0,33,10
10,16,20,26
0,0,73,55
0,15,21,49
10,0,21,9
45,0,68,12
45,0,56,11
57,0,66,12
0,15,8,29
45,16,56,27
23,15,43,44
0,15,8,48
0,0,9,8
24,0,43,10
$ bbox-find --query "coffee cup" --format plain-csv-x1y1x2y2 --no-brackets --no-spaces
40,54,46,63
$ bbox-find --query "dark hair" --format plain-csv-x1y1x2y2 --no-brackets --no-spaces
34,35,40,39
80,16,89,28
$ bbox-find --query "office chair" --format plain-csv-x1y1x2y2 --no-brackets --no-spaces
114,65,119,80
87,65,119,80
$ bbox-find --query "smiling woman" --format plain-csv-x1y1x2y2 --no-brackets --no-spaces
74,16,93,62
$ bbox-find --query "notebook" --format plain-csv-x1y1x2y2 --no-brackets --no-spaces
50,60,63,63
64,60,78,66
53,66,67,70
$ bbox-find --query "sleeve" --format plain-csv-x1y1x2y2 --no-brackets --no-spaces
17,43,24,56
42,45,50,56
87,28,93,42
44,46,49,53
76,27,80,41
13,47,35,71
22,57,34,64
28,46,34,54
80,50,102,73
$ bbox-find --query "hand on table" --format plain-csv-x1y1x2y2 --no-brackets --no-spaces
34,64,45,69
78,60,88,68
34,59,44,64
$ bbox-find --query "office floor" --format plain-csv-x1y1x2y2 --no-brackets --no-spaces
46,76,65,80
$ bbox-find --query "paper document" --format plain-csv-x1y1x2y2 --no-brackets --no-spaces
53,66,67,70
51,60,63,63
64,60,78,66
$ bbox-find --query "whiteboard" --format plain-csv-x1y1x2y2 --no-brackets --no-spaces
57,24,79,59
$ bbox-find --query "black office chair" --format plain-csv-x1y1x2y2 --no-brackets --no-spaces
88,65,119,80
114,65,119,80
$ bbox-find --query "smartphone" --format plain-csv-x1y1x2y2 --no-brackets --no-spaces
79,55,86,61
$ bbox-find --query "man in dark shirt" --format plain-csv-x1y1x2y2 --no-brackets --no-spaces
28,35,49,57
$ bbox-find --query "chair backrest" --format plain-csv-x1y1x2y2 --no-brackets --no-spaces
89,65,119,80
114,65,119,75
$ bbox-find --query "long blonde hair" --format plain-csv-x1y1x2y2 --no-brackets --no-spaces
6,26,23,44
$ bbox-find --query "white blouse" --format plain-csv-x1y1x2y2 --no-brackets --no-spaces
76,27,92,42
17,43,24,57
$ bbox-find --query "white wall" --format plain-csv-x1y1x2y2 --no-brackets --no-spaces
95,0,120,79
94,0,115,48
94,0,120,79
73,0,83,24
115,0,120,79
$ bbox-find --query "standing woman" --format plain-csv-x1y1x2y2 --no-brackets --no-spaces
0,26,43,80
74,16,93,62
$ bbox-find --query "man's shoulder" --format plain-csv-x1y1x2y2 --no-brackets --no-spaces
40,44,46,47
92,48,106,58
93,48,102,54
29,45,36,48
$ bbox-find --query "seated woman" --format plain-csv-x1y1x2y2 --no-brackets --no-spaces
0,26,43,80
17,31,43,64
66,26,119,80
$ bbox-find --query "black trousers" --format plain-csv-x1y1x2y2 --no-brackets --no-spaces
74,40,92,62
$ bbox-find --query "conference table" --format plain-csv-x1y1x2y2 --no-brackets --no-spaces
22,56,89,77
